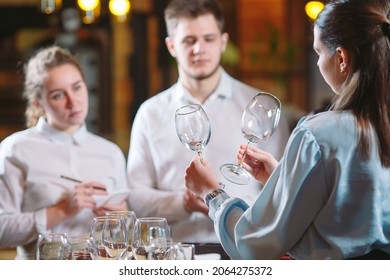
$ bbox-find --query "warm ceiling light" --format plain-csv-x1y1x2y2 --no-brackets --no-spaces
41,0,129,24
78,0,99,11
109,0,131,16
305,1,324,20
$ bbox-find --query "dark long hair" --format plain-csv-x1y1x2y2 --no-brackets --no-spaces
316,0,390,166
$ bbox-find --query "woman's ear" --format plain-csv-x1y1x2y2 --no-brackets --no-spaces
31,98,42,108
336,47,349,75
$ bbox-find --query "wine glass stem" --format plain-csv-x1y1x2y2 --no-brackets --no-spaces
238,141,251,167
197,151,204,161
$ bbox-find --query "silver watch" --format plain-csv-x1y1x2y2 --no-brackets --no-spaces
205,185,226,207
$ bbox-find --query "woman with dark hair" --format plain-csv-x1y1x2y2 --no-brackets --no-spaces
185,0,390,259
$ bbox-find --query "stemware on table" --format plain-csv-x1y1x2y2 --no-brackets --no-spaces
69,236,92,260
35,232,71,260
131,217,172,260
105,210,137,260
101,216,128,260
89,216,126,260
147,241,187,260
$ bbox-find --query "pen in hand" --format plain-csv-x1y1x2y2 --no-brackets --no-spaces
60,175,106,191
60,175,82,183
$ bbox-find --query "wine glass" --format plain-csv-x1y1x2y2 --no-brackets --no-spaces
70,236,92,260
102,216,128,260
220,92,281,185
89,216,115,260
175,104,211,160
182,243,195,260
131,217,172,260
148,241,186,260
35,233,71,260
105,210,137,260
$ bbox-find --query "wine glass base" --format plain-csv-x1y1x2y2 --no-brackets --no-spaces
220,164,252,185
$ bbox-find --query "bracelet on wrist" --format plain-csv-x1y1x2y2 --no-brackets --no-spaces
205,183,226,207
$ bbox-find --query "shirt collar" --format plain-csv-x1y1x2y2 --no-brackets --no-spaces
35,117,88,145
214,69,234,99
172,68,234,104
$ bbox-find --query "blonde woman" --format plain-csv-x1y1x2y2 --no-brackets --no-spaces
0,46,129,259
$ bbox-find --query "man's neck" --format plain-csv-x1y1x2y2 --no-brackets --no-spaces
181,68,222,104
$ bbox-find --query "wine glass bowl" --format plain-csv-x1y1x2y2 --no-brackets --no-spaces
147,241,186,260
241,95,281,142
175,104,211,158
89,216,117,260
164,241,187,260
35,233,71,260
102,216,128,260
131,217,171,260
70,236,92,260
105,210,137,260
220,92,281,185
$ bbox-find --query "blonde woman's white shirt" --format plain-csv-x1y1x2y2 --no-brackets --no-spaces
0,117,129,259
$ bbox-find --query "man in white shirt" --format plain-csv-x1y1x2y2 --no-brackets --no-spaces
126,0,290,257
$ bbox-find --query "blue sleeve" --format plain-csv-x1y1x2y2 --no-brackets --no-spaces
209,123,329,259
209,194,249,260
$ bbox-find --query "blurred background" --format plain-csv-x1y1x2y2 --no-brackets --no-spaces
0,0,331,155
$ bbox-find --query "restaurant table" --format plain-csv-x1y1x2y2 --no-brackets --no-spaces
0,248,16,260
193,243,230,260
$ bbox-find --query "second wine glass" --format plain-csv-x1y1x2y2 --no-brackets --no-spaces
175,104,211,160
220,92,281,185
102,216,128,260
131,217,171,260
35,233,71,260
105,210,137,260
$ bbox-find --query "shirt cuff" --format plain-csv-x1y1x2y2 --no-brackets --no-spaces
208,192,230,220
34,208,48,234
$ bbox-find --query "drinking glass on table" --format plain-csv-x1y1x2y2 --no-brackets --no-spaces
220,92,281,185
182,243,195,260
70,236,92,260
35,233,71,260
175,104,211,161
131,217,171,260
148,241,187,260
165,242,186,260
102,216,128,260
89,216,115,260
105,210,137,260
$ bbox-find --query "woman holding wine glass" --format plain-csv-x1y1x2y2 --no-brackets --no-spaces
185,0,390,259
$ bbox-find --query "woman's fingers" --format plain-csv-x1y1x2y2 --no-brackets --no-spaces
240,161,254,173
75,182,107,196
